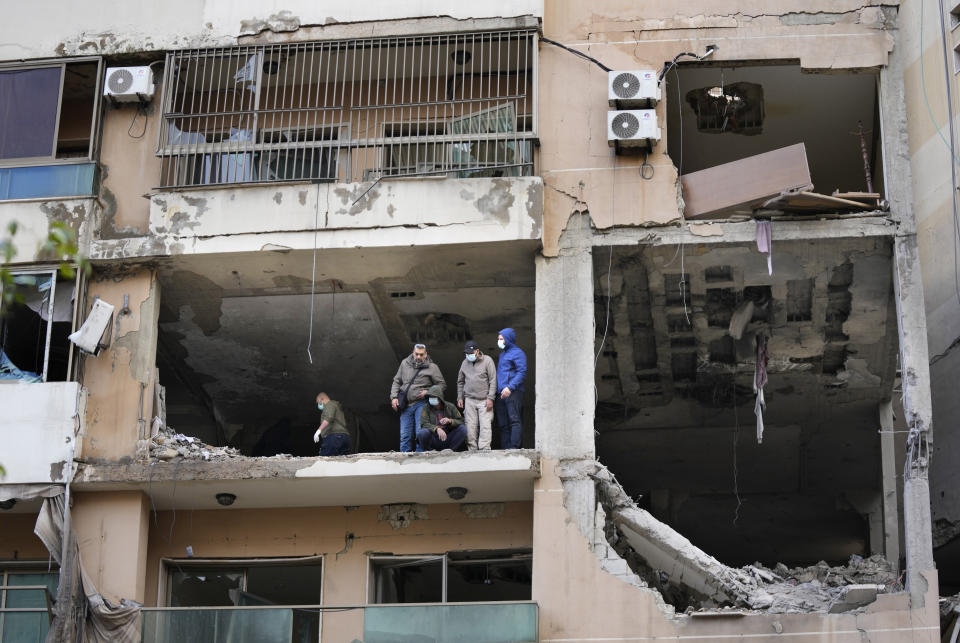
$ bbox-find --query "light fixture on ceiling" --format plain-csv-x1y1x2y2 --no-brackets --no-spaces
0,499,16,511
446,486,468,500
216,493,237,506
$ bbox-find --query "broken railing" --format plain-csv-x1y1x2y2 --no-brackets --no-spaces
141,600,538,643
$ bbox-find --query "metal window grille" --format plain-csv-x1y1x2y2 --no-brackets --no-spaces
157,30,537,188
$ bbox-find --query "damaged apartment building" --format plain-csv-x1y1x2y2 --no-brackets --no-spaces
0,1,952,641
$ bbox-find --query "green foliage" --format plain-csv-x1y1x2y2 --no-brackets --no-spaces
1,220,90,313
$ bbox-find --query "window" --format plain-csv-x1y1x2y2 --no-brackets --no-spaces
368,550,532,604
158,30,537,187
162,560,322,643
0,569,59,642
0,270,77,382
0,58,102,200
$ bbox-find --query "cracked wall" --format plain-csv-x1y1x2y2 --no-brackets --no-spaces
540,1,897,256
80,267,161,462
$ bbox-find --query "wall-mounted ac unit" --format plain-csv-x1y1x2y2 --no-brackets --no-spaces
103,66,155,103
607,110,660,149
608,70,660,107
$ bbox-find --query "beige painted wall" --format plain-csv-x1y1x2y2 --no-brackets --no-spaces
539,1,896,255
73,491,151,603
80,268,159,462
533,457,939,642
0,513,51,560
141,500,531,641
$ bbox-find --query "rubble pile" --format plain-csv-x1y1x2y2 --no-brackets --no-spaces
148,425,244,462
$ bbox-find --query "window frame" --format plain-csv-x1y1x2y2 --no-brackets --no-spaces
366,550,532,605
0,566,60,640
0,266,82,383
0,57,104,168
159,556,324,607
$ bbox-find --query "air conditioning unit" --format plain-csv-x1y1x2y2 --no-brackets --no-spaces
608,70,660,107
103,66,155,103
607,110,661,149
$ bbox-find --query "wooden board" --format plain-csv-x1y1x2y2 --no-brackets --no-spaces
762,191,874,213
680,143,813,219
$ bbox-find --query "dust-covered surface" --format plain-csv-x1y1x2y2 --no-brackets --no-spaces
148,424,252,462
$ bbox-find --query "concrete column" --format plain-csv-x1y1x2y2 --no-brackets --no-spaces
534,213,595,460
879,399,901,571
72,490,151,604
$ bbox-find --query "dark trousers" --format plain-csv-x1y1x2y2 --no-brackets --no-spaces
319,433,351,456
416,424,467,451
495,391,523,449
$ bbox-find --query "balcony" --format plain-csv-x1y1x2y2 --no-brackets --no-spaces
0,381,81,484
141,601,538,643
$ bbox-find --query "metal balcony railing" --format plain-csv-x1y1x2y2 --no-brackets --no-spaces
141,600,538,643
158,30,537,188
0,584,55,643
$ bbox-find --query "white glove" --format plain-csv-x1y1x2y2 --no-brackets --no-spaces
313,428,322,443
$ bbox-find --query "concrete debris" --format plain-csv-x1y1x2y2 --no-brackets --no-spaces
581,460,897,614
941,593,960,639
148,425,262,462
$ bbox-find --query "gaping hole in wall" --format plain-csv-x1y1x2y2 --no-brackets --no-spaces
156,243,536,457
0,272,75,382
665,64,884,218
593,238,899,568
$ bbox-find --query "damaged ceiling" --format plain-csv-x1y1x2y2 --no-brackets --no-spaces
155,241,537,455
593,236,897,566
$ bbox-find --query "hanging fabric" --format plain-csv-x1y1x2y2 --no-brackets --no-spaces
753,332,769,444
755,220,773,275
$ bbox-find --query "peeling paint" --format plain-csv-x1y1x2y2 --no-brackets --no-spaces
460,502,505,519
378,503,428,529
475,178,515,225
298,190,308,206
239,11,301,36
273,192,283,205
49,460,66,482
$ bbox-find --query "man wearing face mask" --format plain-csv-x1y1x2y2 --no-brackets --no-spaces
417,385,467,451
313,392,351,456
495,328,527,449
390,343,446,452
457,340,496,450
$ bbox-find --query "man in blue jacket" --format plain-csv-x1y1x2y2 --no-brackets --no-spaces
495,328,527,449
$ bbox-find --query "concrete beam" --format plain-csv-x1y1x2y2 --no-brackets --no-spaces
879,399,901,572
591,216,895,249
535,213,596,459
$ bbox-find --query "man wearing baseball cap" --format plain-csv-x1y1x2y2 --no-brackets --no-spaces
456,339,497,450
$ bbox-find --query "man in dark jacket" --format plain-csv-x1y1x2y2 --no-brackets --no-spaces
417,385,467,451
495,328,527,449
390,343,446,452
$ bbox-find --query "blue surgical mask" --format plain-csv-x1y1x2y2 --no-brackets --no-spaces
497,339,506,349
429,397,440,406
317,403,324,410
466,353,477,362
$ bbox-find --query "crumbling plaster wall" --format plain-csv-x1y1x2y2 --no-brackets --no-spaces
533,456,939,642
898,0,960,555
539,1,897,256
0,2,542,60
0,198,97,264
80,268,160,462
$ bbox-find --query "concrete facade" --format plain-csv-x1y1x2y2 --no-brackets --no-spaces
0,1,949,642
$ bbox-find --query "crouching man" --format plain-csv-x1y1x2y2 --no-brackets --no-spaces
313,392,351,456
416,385,467,451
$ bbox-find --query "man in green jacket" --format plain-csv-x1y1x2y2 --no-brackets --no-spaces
416,385,467,451
313,392,351,456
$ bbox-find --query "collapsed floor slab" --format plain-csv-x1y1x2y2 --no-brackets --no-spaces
559,459,898,614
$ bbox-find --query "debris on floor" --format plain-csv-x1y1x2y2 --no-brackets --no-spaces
583,460,898,614
148,425,261,462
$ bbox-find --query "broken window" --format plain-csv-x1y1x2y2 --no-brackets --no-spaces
666,64,884,217
160,559,322,643
0,58,102,200
369,550,531,604
0,270,77,382
0,568,59,642
158,30,537,187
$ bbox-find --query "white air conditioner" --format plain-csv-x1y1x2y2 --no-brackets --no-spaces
103,66,154,103
608,70,660,107
607,110,661,149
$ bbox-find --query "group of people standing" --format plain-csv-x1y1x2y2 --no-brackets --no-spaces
313,328,527,456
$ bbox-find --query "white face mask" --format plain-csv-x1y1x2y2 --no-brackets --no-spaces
428,397,440,406
497,339,506,349
317,403,324,410
466,353,477,362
